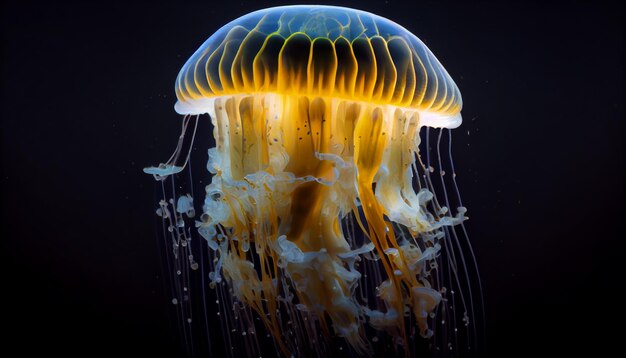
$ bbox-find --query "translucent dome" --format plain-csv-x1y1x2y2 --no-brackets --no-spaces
175,5,462,128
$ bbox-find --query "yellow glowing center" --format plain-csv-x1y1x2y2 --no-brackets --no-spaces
196,93,461,354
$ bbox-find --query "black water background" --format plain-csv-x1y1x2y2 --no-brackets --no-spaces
1,1,623,356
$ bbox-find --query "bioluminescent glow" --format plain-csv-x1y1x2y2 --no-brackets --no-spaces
146,5,482,357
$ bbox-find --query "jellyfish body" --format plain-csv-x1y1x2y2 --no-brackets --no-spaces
147,5,480,357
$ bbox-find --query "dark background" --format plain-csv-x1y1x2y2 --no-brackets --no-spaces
1,0,623,356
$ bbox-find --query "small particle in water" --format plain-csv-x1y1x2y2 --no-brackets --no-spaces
172,298,178,305
187,318,192,323
462,312,470,326
372,336,379,343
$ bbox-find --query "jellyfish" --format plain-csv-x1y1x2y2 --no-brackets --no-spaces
146,5,482,357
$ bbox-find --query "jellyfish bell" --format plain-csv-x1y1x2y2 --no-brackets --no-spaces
146,5,482,357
